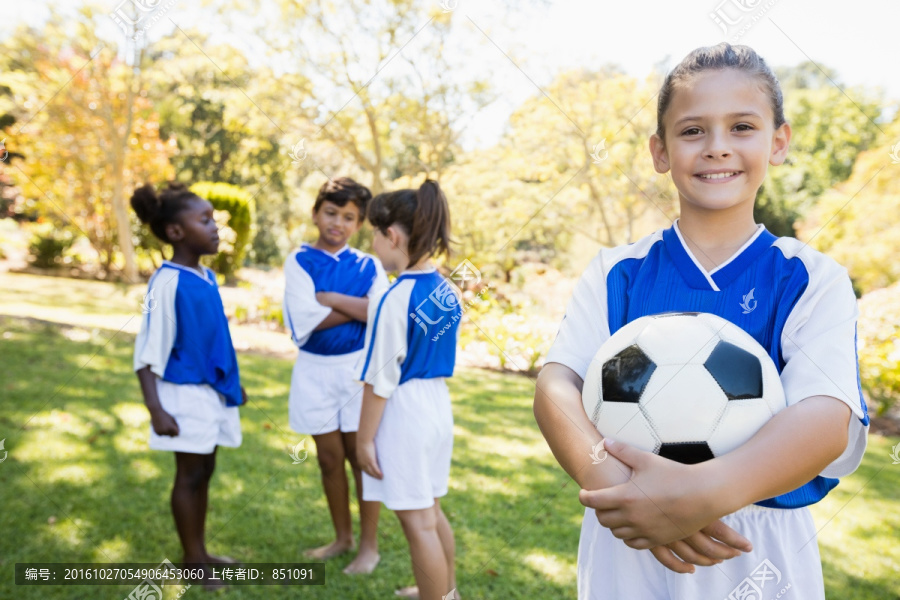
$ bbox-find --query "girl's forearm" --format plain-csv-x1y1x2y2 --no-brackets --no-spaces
357,384,387,444
328,294,370,322
136,366,163,413
534,363,632,490
313,309,353,331
700,395,852,515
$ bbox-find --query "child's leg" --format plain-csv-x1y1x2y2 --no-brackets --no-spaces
396,505,450,600
433,499,456,592
305,430,354,559
172,451,214,562
341,430,381,574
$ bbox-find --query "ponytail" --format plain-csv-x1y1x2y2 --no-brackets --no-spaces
408,180,451,266
367,179,453,267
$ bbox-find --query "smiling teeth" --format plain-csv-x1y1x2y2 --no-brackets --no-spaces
699,172,737,179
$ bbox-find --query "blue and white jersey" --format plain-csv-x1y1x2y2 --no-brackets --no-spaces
358,267,462,399
547,220,869,509
283,244,388,356
134,261,243,407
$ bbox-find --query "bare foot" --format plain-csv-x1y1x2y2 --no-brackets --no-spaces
394,585,419,598
303,539,355,560
342,549,380,574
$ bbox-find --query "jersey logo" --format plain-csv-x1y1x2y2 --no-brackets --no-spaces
141,289,158,314
740,288,757,314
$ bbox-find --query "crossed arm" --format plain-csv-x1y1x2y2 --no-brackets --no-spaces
314,292,370,330
533,361,852,573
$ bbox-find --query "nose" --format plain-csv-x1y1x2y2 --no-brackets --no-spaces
703,129,731,159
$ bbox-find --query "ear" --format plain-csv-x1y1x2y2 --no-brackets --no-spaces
769,122,791,166
386,224,402,248
165,222,184,242
649,134,670,174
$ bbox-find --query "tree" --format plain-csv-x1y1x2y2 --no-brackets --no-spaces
755,63,882,236
797,115,900,295
0,7,173,276
503,68,676,253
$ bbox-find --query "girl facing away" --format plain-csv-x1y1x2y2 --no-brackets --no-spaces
357,180,461,600
534,43,868,600
131,182,247,588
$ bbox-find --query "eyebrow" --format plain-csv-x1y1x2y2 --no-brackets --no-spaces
673,112,762,126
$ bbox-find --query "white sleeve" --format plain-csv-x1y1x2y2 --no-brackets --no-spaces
544,252,611,381
780,255,869,478
358,281,410,399
133,269,179,376
283,252,332,347
367,258,390,298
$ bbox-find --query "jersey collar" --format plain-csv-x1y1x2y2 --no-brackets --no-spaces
161,260,214,284
664,220,775,291
398,265,438,278
302,242,351,260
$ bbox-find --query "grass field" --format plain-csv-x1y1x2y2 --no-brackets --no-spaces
0,275,898,599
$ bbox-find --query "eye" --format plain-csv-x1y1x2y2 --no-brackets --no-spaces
733,123,754,132
681,126,702,136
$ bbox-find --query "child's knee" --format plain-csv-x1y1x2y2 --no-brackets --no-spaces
176,464,211,490
316,449,346,474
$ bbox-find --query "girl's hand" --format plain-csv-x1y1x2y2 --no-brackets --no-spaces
150,409,179,437
357,440,383,479
579,439,732,548
648,521,753,574
241,386,248,404
315,291,334,307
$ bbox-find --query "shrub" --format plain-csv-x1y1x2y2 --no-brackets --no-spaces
28,223,75,268
190,182,255,280
858,283,900,416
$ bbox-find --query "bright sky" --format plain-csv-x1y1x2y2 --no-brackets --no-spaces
4,0,897,149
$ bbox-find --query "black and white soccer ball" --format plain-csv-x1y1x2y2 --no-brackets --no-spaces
582,312,786,465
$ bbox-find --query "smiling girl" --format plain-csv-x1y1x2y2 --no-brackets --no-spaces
534,43,868,600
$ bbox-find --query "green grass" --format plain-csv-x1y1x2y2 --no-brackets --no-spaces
0,314,898,599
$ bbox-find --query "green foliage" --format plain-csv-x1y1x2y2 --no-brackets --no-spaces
27,223,75,268
798,117,900,294
857,283,900,415
190,181,256,280
755,66,883,236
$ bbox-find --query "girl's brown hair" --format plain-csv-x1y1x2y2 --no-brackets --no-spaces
367,179,452,267
656,43,786,143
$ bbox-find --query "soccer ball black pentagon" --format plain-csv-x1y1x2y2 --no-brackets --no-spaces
582,312,785,465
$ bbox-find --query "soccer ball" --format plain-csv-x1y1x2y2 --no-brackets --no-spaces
582,312,785,465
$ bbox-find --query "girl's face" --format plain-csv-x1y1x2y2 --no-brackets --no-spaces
371,225,409,273
650,69,791,216
166,198,220,255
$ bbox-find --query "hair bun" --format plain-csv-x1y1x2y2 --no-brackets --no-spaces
130,183,161,225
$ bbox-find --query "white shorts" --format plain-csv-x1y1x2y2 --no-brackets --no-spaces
578,503,824,600
289,349,364,435
149,379,242,455
362,378,454,511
